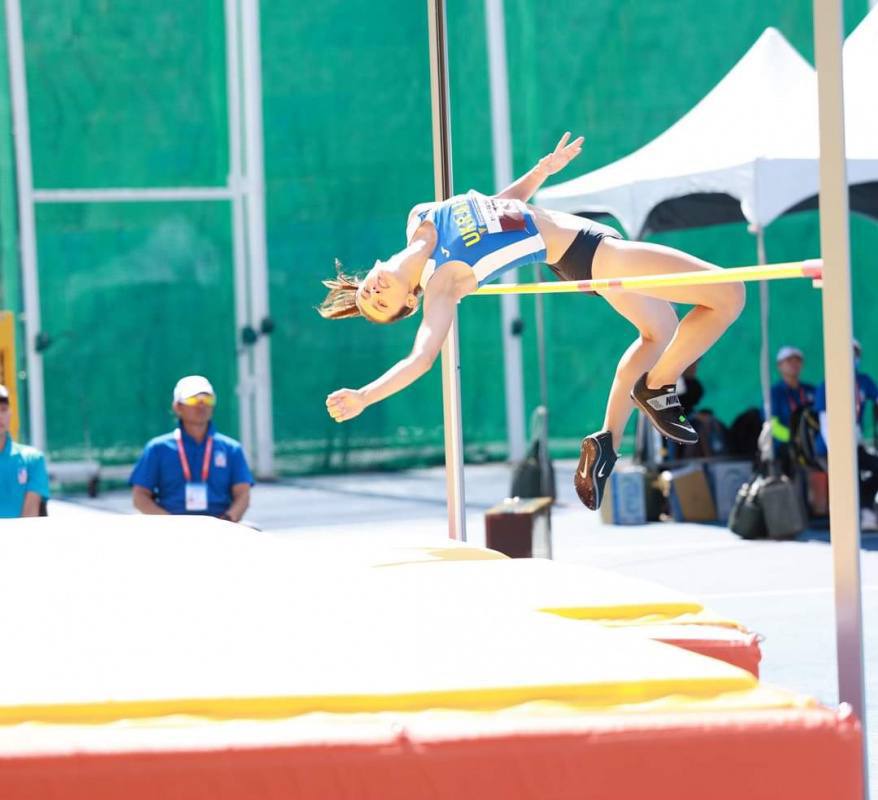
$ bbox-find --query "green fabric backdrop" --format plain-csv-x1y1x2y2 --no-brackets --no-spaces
1,0,873,469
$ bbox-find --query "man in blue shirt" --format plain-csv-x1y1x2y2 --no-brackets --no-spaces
813,340,878,528
130,375,254,521
770,345,816,475
0,383,50,518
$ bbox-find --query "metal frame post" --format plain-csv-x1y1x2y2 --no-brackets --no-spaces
485,0,525,462
532,268,549,409
428,0,466,540
240,0,275,479
4,1,276,472
225,0,256,471
0,3,22,409
812,0,869,788
4,0,44,450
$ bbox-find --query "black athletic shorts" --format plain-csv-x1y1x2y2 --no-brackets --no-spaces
548,220,622,294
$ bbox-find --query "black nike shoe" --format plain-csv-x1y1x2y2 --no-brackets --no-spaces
574,430,617,511
630,373,699,444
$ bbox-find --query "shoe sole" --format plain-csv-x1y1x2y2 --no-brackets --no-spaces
630,392,699,445
574,436,604,511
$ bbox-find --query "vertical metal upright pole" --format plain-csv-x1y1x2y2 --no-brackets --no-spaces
813,1,869,789
240,0,275,478
427,0,466,540
4,0,44,451
485,0,525,463
224,0,256,466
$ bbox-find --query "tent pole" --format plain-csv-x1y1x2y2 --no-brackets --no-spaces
756,227,771,425
428,0,467,541
812,0,869,789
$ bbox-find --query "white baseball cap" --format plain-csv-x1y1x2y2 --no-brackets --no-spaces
776,346,804,363
173,375,215,403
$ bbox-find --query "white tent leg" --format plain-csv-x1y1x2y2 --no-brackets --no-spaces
756,227,772,425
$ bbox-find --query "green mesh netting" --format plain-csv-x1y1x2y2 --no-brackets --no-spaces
3,0,875,470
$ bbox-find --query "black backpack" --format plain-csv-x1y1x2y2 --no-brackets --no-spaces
509,406,556,500
789,405,826,470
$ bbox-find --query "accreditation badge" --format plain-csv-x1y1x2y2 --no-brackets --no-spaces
185,482,209,512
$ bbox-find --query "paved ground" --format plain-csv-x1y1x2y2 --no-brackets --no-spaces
52,459,877,792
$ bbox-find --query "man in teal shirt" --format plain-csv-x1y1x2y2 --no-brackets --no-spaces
0,383,50,518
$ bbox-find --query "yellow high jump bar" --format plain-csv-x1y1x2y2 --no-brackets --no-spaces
473,259,823,296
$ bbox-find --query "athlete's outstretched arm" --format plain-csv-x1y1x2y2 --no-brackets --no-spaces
325,291,457,422
494,131,584,202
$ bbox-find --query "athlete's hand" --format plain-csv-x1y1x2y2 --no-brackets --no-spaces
537,132,584,176
326,388,367,422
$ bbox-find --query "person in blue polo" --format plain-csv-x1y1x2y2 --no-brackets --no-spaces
0,383,50,518
814,339,878,529
130,375,253,521
770,345,816,475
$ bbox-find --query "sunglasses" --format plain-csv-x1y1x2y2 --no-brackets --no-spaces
180,394,216,407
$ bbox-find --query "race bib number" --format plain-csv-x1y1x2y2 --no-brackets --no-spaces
473,194,527,234
185,482,208,512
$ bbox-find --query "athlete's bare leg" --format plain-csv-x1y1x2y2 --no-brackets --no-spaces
598,291,678,448
593,239,745,390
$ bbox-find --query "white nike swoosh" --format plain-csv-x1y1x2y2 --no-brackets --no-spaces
579,440,605,480
598,464,608,478
669,422,693,431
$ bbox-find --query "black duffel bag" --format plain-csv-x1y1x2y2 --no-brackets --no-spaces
728,477,767,539
729,473,806,541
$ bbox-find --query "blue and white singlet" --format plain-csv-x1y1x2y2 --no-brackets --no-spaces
411,190,547,289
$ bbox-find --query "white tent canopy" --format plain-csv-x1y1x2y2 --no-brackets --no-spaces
535,26,878,238
844,6,878,218
844,4,877,156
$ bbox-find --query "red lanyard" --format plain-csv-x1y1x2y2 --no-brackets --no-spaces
174,428,213,483
786,385,807,414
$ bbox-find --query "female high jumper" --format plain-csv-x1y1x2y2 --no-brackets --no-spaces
319,133,744,510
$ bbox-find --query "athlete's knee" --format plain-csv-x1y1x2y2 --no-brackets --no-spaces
640,309,677,347
720,281,746,322
706,282,744,322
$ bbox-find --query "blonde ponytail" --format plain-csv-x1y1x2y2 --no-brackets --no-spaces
317,260,362,320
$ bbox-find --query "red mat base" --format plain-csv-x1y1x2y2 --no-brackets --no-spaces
649,626,762,676
0,706,861,800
